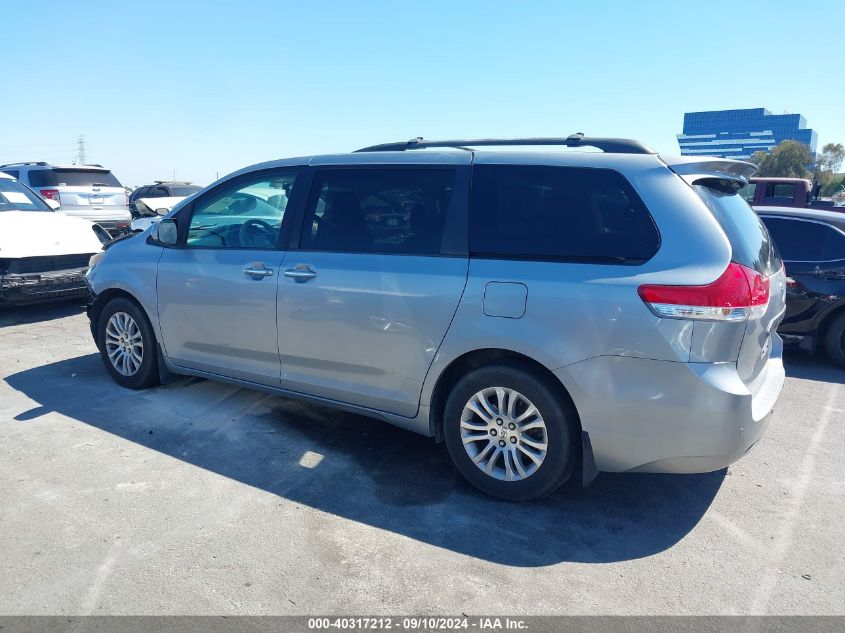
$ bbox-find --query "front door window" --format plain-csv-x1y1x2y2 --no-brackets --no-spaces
187,171,297,249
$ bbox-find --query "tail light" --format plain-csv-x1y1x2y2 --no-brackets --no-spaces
638,262,770,322
40,189,60,202
125,193,130,208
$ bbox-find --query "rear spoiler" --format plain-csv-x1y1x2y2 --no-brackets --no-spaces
661,155,757,185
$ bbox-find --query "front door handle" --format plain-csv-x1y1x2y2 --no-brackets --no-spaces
243,265,274,278
284,266,317,281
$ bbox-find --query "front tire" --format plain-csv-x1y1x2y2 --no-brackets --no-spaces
824,312,845,369
443,362,577,501
97,297,160,389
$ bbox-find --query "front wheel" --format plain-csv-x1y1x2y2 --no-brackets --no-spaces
97,297,160,389
443,362,577,501
824,312,845,369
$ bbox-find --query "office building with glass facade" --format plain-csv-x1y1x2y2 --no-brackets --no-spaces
677,108,817,159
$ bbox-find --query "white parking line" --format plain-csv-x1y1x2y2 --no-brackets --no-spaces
78,542,121,615
708,510,772,557
749,384,842,614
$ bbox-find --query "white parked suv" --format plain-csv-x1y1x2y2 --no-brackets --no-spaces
1,162,131,235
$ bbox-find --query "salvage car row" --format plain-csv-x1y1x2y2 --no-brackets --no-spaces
0,163,200,304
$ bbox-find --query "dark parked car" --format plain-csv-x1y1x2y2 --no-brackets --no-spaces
128,181,202,216
757,207,845,367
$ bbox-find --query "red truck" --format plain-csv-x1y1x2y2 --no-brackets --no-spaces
741,177,845,212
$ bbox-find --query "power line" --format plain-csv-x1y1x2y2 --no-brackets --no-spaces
0,142,77,150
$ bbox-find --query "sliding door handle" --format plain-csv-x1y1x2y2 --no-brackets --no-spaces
284,266,317,281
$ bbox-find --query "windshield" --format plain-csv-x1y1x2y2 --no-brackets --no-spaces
0,178,51,212
28,169,122,188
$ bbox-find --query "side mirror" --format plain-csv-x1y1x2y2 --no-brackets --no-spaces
45,198,61,211
156,218,179,246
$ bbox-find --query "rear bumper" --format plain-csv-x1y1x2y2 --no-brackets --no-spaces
556,337,784,474
0,268,90,304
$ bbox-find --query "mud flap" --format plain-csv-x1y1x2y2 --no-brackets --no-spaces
156,343,179,385
581,431,599,487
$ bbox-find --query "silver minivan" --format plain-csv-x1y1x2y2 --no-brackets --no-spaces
85,136,786,500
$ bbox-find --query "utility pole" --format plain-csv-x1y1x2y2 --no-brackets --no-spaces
77,135,86,165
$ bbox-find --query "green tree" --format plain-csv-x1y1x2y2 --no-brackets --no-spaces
813,142,845,187
748,151,769,169
750,140,813,178
816,143,845,174
822,174,845,197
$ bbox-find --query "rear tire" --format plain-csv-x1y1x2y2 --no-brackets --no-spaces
824,312,845,369
97,297,160,389
443,361,577,501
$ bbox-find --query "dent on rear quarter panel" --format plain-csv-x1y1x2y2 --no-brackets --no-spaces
689,320,748,362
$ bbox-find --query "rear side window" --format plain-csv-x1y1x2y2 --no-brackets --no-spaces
694,184,781,275
765,183,796,200
28,169,122,188
1,170,20,180
761,217,845,262
469,165,659,263
300,168,455,255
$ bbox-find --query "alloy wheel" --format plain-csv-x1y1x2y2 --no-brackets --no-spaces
104,311,144,377
460,387,548,481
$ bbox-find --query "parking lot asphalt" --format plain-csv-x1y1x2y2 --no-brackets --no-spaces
0,301,843,616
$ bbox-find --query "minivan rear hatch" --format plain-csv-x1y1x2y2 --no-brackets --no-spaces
668,158,785,388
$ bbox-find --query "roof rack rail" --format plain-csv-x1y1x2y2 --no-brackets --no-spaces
355,134,656,155
0,161,49,168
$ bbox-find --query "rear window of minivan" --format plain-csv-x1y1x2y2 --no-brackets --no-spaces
28,169,122,188
470,165,660,263
694,183,782,276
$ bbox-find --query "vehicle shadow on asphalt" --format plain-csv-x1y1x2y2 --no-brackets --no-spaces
6,353,726,567
0,300,87,328
783,350,844,384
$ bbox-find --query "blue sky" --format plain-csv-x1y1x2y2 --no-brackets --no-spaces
2,0,843,186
